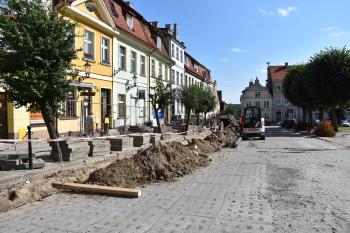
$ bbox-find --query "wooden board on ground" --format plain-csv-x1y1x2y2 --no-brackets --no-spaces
52,182,141,198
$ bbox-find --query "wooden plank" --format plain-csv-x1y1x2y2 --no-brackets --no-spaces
52,182,141,198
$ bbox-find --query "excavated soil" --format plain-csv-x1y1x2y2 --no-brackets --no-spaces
85,140,221,188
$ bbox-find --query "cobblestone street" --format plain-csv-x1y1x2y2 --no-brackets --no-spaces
1,127,350,233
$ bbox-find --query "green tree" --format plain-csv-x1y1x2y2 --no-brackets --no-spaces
283,64,318,124
149,78,175,133
308,47,350,131
196,87,217,125
0,0,78,161
177,84,201,131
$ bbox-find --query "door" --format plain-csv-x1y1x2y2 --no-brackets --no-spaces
276,111,281,122
101,89,111,129
0,93,7,139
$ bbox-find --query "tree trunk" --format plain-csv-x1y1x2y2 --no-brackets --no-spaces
204,112,207,126
154,107,161,134
319,108,324,121
330,107,338,132
196,113,200,126
308,110,314,128
41,107,63,162
185,109,191,132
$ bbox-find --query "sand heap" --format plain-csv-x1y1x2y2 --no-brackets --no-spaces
85,140,220,188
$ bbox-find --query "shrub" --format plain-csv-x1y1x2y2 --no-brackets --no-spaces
312,120,336,137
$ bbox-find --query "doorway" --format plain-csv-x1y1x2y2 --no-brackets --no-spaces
0,93,7,139
276,111,281,122
101,89,111,129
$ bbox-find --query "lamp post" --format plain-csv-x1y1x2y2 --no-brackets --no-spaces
123,74,138,132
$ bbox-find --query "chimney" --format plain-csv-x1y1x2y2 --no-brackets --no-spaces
173,23,178,39
249,79,253,86
285,62,288,68
150,21,158,28
165,24,171,33
125,1,134,9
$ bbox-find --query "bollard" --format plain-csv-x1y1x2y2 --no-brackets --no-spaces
27,125,33,170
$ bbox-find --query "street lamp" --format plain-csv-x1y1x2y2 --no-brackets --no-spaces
84,61,91,79
126,73,138,91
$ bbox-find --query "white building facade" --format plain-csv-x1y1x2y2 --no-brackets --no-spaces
240,78,273,122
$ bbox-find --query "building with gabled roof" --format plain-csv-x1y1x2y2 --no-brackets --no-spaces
266,63,303,122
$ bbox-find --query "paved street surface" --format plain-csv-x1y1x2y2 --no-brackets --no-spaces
1,127,350,233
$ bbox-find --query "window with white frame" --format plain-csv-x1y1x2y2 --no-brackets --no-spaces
126,14,133,29
176,47,179,60
158,62,162,79
130,51,137,73
118,94,126,118
140,55,146,76
176,71,179,85
164,67,168,81
171,44,174,57
180,50,183,62
119,46,126,69
171,69,175,84
61,92,76,117
157,36,162,49
84,29,94,60
185,75,188,86
180,73,183,86
151,59,156,77
101,37,110,64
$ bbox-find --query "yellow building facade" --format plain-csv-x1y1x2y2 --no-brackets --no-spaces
0,0,118,139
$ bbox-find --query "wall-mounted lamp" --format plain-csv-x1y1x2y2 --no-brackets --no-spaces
84,61,91,79
126,73,138,91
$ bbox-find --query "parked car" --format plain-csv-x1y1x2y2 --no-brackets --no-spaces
341,120,350,127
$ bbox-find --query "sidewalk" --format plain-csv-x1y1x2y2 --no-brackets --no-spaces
0,129,210,212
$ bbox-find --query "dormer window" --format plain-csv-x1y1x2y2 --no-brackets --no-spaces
156,36,162,49
194,64,199,72
126,14,133,29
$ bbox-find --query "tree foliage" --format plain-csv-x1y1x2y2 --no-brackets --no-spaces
177,84,201,131
0,0,78,161
150,78,175,133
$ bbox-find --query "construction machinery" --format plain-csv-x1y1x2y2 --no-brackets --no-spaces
241,106,265,140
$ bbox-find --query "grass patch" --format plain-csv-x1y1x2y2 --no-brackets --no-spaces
339,127,350,131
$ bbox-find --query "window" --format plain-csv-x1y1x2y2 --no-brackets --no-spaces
164,67,168,81
171,69,175,84
194,64,198,72
151,59,156,77
180,73,183,86
130,51,137,73
119,46,126,69
101,37,110,64
180,50,183,62
171,44,174,57
176,71,179,85
118,94,126,118
140,55,146,76
158,62,162,79
126,14,133,29
157,36,162,49
176,47,179,60
84,30,94,60
185,75,188,86
255,92,261,97
255,102,260,107
62,92,76,117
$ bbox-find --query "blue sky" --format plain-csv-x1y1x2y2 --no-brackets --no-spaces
131,0,350,103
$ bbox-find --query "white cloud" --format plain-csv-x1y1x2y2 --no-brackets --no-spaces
277,7,296,17
330,31,345,37
260,68,267,74
232,48,242,53
220,58,228,62
258,8,273,16
322,27,346,37
322,27,334,32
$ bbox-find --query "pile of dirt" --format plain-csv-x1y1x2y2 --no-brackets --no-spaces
85,141,210,188
188,138,222,154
